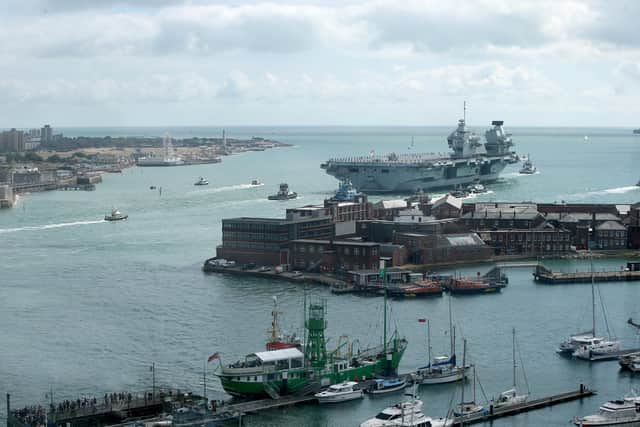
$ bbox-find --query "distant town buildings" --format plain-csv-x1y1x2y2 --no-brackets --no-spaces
0,129,25,152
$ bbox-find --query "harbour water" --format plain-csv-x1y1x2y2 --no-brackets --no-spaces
1,126,639,426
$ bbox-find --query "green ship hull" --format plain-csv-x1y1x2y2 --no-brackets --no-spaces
219,342,406,397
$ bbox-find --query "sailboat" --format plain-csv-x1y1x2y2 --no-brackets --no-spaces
453,339,486,419
558,250,620,358
416,297,468,384
492,328,529,408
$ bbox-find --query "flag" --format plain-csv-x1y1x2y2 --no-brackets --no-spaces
418,318,426,323
207,352,220,363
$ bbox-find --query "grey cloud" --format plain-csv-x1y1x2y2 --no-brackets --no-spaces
580,0,640,48
363,3,552,53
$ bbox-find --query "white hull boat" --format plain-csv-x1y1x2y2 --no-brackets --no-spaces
574,392,640,426
315,381,363,404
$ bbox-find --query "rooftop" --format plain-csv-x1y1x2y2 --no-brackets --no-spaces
433,194,463,210
292,239,379,247
595,220,626,231
223,216,330,225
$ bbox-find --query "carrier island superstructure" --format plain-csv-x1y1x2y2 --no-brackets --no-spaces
321,115,518,193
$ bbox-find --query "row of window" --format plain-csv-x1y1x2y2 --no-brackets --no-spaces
597,231,626,238
493,233,570,242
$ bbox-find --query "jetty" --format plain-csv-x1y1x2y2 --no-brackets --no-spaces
533,263,640,284
451,384,595,425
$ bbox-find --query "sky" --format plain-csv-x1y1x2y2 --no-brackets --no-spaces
0,0,639,127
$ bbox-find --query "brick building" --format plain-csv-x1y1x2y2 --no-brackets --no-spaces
477,227,571,255
593,221,627,249
393,232,493,264
216,215,334,265
627,203,640,249
289,239,380,272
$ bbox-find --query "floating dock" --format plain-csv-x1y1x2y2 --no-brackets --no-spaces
533,263,640,284
451,385,596,425
581,348,640,362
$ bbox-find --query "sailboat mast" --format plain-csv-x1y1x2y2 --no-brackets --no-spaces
512,327,516,388
591,249,596,337
427,319,432,372
449,296,454,356
461,339,467,405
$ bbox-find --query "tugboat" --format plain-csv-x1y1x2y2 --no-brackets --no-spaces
194,177,209,186
267,183,297,200
104,208,128,221
217,295,407,398
519,155,537,174
329,179,362,202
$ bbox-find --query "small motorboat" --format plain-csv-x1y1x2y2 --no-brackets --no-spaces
636,179,640,187
467,183,487,194
250,179,262,186
105,209,128,221
389,280,443,298
448,278,505,294
149,185,156,190
367,378,406,395
268,183,297,200
194,177,209,186
314,381,363,404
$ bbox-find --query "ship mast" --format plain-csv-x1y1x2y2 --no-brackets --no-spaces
463,100,467,123
512,327,516,388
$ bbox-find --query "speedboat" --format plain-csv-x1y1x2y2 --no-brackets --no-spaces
104,209,127,221
574,391,640,426
636,179,640,187
314,381,363,404
368,378,406,395
573,338,621,360
194,177,209,186
250,179,262,186
267,183,297,200
467,183,487,194
360,394,452,427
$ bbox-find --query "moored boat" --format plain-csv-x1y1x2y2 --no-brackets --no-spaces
574,391,640,426
389,280,443,298
448,278,505,294
453,340,487,420
104,209,128,221
492,328,529,408
367,378,406,395
216,295,407,398
315,381,363,403
360,389,453,427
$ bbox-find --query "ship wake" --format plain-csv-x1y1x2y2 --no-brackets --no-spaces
564,185,639,200
187,183,257,195
0,219,105,234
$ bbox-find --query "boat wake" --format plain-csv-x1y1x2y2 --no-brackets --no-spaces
0,219,105,234
187,183,256,195
569,185,639,199
502,171,541,178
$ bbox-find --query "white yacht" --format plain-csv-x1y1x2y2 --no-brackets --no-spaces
360,393,452,427
416,300,468,385
574,391,640,426
453,340,487,420
573,337,621,360
314,381,363,404
492,328,529,408
560,252,620,360
558,332,599,355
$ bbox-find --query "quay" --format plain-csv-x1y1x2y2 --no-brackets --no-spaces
451,384,595,425
533,263,640,284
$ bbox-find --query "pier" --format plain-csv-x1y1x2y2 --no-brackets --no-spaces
533,263,640,284
451,385,595,425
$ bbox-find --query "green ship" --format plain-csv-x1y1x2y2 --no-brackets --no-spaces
216,296,407,398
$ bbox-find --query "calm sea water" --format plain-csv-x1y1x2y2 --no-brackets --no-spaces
1,126,639,426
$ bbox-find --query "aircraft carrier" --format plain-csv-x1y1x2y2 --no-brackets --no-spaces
321,114,518,194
